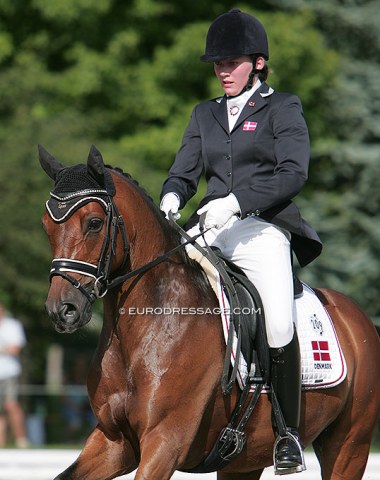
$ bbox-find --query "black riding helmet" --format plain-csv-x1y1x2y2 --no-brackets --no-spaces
200,8,269,63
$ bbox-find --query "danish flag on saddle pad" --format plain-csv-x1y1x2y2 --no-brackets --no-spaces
243,121,257,131
312,340,331,361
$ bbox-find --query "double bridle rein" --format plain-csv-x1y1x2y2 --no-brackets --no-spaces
48,192,206,304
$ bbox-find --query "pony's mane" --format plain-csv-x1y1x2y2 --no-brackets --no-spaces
106,165,183,249
106,164,209,291
106,164,154,203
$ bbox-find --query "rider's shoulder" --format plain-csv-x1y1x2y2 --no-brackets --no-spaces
190,96,224,119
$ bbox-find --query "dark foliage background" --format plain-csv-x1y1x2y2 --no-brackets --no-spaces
0,1,378,398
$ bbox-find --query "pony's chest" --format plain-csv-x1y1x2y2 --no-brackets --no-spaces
88,368,130,426
88,344,130,406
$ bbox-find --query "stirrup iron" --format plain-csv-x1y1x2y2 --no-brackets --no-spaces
273,430,306,476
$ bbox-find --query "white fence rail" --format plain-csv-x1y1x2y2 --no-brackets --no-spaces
0,449,379,480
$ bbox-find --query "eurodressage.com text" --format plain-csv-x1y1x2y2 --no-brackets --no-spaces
123,307,262,316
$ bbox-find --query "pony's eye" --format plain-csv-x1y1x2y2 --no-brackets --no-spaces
87,218,103,232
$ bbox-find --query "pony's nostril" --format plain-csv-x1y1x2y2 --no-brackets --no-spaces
60,303,79,323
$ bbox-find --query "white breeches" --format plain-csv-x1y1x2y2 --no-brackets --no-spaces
187,215,295,348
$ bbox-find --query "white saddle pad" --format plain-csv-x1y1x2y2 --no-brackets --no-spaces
216,278,347,391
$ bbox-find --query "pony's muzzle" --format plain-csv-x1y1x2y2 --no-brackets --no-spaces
45,290,92,333
45,301,79,333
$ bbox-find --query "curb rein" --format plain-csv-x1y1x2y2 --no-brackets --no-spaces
49,200,205,304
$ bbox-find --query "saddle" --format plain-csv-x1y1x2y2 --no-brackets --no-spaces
169,216,302,473
212,249,303,361
209,249,269,379
184,243,305,474
187,245,303,388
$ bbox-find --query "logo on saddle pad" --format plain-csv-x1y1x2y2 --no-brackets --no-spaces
310,313,323,335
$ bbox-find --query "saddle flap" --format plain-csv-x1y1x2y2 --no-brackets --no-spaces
222,264,270,383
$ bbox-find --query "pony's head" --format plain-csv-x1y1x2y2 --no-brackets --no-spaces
39,145,129,332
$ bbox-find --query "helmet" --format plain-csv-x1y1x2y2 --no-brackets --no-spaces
200,9,269,62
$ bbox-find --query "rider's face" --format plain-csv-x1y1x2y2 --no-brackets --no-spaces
214,56,254,96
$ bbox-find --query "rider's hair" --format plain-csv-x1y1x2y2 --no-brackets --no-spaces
245,55,269,91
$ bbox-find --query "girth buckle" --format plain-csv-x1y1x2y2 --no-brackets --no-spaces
218,427,246,461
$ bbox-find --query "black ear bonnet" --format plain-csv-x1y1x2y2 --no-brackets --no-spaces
46,164,115,222
38,144,116,222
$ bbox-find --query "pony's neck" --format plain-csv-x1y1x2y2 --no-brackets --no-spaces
115,172,182,270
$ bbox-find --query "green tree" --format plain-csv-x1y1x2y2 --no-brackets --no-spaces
270,0,380,319
0,0,377,390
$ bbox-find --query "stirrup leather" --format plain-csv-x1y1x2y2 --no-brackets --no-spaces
273,430,306,476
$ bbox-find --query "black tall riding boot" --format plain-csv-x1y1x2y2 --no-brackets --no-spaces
270,330,305,475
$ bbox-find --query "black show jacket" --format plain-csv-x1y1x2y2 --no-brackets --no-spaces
161,83,322,267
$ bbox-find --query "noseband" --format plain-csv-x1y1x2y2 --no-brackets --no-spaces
49,194,129,304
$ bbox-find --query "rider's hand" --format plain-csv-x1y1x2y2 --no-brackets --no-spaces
197,193,240,229
160,192,181,220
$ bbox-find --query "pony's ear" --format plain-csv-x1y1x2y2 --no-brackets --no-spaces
38,144,65,180
87,144,105,187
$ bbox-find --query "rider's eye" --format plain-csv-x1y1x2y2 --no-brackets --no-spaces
87,218,103,232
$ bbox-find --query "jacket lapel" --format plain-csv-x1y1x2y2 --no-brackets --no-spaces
209,83,274,134
210,96,229,134
231,82,273,133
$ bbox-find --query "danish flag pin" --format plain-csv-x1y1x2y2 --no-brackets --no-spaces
249,102,255,107
243,121,257,131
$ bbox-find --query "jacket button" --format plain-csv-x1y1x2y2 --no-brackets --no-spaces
227,171,231,176
226,155,231,160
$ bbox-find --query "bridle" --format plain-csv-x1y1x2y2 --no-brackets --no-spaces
48,191,208,305
49,193,129,304
41,149,206,305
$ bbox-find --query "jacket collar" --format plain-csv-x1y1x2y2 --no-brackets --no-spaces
211,82,274,133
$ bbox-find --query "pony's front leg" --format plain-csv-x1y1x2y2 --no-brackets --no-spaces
134,430,186,480
54,425,137,480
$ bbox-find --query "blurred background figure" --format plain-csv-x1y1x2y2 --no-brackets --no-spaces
0,304,29,447
60,354,97,444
